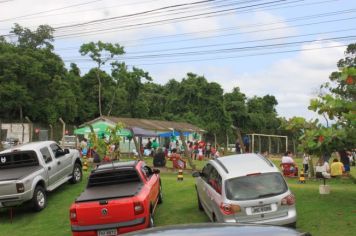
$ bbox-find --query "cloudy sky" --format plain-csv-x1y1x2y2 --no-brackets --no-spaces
1,0,355,120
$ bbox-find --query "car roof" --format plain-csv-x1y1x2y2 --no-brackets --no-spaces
0,141,56,154
93,160,139,172
123,223,308,236
211,153,279,179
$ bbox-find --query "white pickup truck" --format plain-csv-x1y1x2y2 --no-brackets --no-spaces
0,141,82,211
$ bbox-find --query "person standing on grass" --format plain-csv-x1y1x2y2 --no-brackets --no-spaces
303,153,311,174
339,149,350,173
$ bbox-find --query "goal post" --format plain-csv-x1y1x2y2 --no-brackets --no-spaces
248,133,288,154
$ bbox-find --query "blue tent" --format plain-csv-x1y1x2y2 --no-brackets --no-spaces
158,131,190,138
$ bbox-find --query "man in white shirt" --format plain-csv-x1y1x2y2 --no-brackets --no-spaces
281,151,295,164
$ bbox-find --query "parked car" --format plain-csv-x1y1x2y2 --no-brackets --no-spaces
124,223,311,236
193,153,296,227
70,160,162,236
0,141,82,211
1,137,19,150
60,135,79,149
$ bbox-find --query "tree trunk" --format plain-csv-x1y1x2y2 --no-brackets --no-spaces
96,69,102,116
234,126,245,154
177,129,196,171
128,127,143,160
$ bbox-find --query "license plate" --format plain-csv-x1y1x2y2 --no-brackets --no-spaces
97,229,117,236
252,205,272,214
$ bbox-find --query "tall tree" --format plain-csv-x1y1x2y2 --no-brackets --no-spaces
79,41,124,116
301,43,356,155
111,62,152,117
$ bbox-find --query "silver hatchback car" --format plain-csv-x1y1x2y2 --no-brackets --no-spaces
193,153,297,227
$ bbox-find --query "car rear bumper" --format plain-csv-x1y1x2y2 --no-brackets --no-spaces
0,191,32,208
71,217,146,235
224,208,297,226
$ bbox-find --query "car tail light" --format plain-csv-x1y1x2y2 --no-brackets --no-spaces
220,203,241,215
70,208,78,222
281,194,295,205
16,183,25,193
134,202,144,215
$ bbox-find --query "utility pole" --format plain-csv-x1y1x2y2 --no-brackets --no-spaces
59,118,65,147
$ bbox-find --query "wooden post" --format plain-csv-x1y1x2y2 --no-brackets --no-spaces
277,139,280,154
285,137,288,153
268,136,271,154
214,133,217,149
231,125,245,154
258,135,261,153
25,116,33,142
59,118,65,147
49,124,54,140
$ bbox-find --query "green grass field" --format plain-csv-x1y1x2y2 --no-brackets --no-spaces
0,157,355,236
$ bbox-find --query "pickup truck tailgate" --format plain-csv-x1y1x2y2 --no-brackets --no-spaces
74,182,143,225
0,166,42,196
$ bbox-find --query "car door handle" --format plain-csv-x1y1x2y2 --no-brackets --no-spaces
57,161,61,165
48,166,51,171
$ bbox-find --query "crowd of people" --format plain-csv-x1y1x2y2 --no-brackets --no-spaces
280,149,355,178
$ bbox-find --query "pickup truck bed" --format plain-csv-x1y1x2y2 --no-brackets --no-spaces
75,182,143,202
0,166,43,181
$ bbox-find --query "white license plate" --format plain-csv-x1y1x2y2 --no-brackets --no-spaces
252,205,272,214
97,228,117,236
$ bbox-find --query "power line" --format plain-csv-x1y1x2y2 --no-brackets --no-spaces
63,44,347,67
61,35,354,61
0,0,103,23
124,28,356,55
53,1,350,39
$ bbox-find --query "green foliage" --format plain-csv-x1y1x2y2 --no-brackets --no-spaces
0,24,290,146
302,43,356,154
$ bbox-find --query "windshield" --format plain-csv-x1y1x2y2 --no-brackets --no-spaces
64,136,76,142
225,172,288,201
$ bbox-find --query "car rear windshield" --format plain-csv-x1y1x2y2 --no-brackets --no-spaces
87,168,141,187
225,172,288,201
0,151,39,169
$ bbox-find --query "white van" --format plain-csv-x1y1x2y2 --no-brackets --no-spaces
193,153,297,227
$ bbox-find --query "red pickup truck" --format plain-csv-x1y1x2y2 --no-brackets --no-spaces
69,160,162,236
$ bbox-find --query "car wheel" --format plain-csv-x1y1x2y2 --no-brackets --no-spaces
70,163,82,184
158,183,163,204
32,185,47,212
148,213,154,227
196,191,203,211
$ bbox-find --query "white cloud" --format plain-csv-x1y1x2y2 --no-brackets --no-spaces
232,10,297,40
150,41,346,120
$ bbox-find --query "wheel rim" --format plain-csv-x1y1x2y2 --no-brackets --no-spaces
74,167,81,181
37,191,45,207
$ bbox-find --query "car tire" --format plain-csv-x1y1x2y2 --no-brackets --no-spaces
158,182,163,204
196,190,203,211
32,185,47,212
70,163,82,184
148,213,154,227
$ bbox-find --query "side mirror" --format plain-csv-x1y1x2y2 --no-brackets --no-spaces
64,149,70,154
153,168,160,174
192,172,201,177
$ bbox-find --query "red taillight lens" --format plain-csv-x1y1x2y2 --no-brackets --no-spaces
134,202,144,215
281,194,295,205
220,203,241,215
16,183,25,193
70,208,77,222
